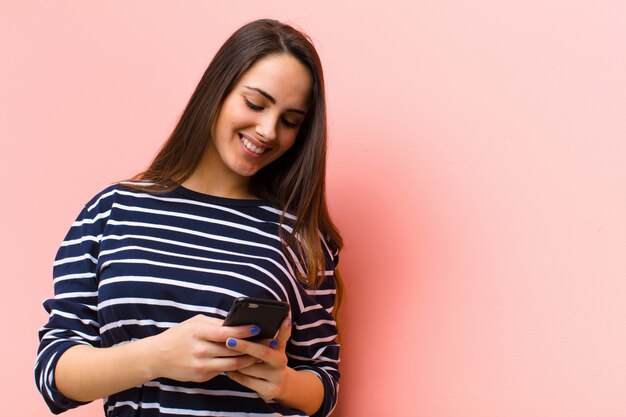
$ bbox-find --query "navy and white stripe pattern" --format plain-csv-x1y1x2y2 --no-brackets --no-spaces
36,182,340,416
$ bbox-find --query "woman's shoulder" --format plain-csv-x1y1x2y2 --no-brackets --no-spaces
81,180,155,212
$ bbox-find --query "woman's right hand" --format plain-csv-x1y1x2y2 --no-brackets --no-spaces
147,314,261,383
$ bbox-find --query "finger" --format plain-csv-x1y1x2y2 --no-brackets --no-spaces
237,337,279,349
242,337,278,349
226,371,276,399
275,315,292,347
204,342,249,357
225,338,279,365
235,363,269,380
203,355,258,373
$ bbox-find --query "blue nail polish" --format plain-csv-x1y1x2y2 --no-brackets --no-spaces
269,339,279,349
227,338,237,347
250,325,261,335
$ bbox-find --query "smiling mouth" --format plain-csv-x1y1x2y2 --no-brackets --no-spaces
239,134,268,155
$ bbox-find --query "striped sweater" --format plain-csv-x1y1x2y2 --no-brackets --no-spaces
35,182,340,416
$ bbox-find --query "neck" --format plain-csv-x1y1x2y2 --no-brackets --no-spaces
182,143,255,199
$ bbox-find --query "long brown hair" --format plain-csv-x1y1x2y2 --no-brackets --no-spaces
124,19,343,296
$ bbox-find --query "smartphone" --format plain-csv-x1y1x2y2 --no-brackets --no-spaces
223,297,289,341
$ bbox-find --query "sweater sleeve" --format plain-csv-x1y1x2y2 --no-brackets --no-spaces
35,190,112,414
288,243,341,417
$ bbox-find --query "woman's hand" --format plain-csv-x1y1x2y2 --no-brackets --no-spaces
147,314,261,383
223,315,292,401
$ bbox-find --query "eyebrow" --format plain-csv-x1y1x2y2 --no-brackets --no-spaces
243,86,307,116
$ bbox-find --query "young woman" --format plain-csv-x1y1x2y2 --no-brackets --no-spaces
35,19,343,417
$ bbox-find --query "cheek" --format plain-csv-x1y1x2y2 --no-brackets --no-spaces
279,131,298,153
216,99,250,131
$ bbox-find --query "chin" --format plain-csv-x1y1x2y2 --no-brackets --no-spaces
233,165,261,177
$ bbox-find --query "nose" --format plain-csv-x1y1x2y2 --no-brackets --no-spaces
255,113,278,142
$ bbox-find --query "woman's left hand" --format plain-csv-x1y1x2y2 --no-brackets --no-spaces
224,315,292,401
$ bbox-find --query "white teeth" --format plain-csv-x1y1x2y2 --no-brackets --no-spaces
240,136,265,154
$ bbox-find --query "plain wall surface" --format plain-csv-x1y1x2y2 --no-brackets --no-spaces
1,1,625,416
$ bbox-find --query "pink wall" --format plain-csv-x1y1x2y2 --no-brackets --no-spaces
2,1,625,416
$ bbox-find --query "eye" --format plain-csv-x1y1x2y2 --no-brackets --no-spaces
281,118,299,129
244,97,263,111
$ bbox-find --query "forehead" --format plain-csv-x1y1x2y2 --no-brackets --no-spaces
236,54,313,108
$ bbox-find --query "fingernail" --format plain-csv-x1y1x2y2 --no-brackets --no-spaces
269,339,279,349
227,338,237,347
250,325,261,335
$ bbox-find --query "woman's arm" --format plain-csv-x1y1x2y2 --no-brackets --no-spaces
55,338,155,402
275,368,325,416
55,315,260,402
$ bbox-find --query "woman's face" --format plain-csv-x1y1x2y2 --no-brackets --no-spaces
209,53,313,181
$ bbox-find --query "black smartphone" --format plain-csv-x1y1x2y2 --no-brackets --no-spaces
223,297,289,341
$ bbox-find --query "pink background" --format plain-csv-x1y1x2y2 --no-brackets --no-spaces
2,1,625,416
